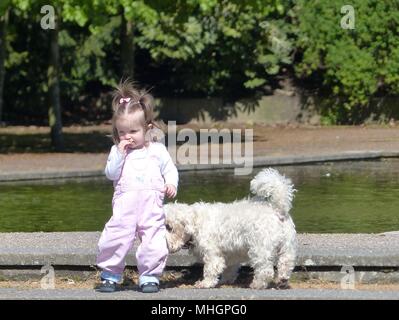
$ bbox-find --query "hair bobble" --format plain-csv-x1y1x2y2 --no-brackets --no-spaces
119,97,131,104
120,97,142,107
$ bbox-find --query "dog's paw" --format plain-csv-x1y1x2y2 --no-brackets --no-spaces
249,280,273,290
276,279,291,290
194,280,217,289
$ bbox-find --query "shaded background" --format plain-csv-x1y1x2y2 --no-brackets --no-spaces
0,0,398,143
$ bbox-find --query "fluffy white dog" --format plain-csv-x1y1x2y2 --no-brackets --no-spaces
164,168,297,289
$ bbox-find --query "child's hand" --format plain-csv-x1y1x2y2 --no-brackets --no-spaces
164,184,177,198
118,138,133,155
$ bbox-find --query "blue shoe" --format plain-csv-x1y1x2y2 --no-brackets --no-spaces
96,279,117,293
141,282,159,293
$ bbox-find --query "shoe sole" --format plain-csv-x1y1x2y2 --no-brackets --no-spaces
96,286,118,293
142,289,159,293
141,286,159,293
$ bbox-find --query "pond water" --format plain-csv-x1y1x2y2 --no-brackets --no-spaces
1,159,399,233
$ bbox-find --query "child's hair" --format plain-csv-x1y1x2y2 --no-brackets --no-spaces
111,79,159,145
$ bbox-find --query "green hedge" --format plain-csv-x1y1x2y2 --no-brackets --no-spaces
295,0,399,123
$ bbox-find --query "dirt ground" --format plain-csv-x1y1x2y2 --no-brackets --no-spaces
1,270,398,291
1,123,399,174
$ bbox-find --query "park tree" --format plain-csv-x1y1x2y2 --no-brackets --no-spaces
295,0,399,123
1,0,297,126
0,1,10,125
60,0,167,83
3,0,398,128
46,4,64,150
134,0,295,118
8,0,65,149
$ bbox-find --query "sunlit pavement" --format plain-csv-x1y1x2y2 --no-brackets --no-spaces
1,287,399,300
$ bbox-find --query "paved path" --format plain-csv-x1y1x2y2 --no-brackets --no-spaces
1,125,399,181
0,287,398,300
2,151,399,181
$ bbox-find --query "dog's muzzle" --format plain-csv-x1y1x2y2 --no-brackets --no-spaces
182,236,194,249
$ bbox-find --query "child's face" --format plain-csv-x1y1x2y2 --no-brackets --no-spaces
116,111,147,149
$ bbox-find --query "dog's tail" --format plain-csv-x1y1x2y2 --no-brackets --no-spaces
250,168,295,218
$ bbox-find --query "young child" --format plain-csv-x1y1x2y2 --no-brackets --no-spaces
96,81,178,293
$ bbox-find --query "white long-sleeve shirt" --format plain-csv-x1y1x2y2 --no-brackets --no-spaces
105,142,179,189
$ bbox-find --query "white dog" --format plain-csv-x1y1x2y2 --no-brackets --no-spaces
164,168,297,289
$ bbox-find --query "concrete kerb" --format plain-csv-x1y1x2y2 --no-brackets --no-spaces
1,232,399,283
1,150,399,182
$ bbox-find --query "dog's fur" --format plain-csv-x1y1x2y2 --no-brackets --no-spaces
164,168,297,289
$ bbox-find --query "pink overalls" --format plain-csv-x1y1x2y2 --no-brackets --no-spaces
96,146,169,286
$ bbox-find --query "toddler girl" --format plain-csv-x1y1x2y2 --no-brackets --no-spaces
96,81,178,293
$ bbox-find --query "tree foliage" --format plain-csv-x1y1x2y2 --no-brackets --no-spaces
0,0,398,125
295,0,399,123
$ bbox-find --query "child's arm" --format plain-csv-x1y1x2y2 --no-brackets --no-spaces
158,143,179,192
104,145,125,181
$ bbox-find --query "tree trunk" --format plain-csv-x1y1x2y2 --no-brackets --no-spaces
0,10,8,125
48,10,64,150
120,12,135,79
